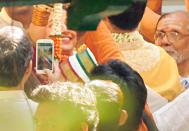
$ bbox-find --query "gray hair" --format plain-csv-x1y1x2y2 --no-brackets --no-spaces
31,81,99,130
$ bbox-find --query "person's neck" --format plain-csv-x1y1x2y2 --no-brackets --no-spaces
178,58,189,77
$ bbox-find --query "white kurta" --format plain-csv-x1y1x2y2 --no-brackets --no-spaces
153,89,189,131
0,90,38,131
146,85,168,113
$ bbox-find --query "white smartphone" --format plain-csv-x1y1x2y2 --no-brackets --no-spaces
36,39,54,74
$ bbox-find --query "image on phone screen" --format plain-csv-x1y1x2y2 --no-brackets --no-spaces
37,43,53,71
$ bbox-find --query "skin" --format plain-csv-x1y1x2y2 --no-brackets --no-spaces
155,11,189,77
5,6,33,29
185,0,189,12
29,6,83,81
139,7,160,43
147,0,162,15
46,10,77,56
30,8,78,56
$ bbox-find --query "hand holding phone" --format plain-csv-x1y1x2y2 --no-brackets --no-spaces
43,60,62,83
36,39,54,74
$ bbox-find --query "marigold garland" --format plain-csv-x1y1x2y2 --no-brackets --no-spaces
49,3,68,60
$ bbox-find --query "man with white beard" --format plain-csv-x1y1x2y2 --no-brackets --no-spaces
155,11,189,89
152,11,189,131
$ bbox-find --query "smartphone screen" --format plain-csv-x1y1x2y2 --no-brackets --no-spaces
37,43,53,71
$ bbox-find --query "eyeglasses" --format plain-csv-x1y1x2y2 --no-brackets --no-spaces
154,31,189,43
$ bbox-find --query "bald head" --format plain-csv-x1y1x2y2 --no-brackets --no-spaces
155,11,189,64
168,10,189,17
160,11,189,33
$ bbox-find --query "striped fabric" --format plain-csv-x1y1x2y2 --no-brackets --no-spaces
69,55,90,83
59,59,81,82
59,48,98,82
76,48,98,77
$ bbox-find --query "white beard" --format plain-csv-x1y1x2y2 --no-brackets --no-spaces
163,47,187,64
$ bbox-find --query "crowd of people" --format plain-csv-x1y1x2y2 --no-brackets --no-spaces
0,0,189,131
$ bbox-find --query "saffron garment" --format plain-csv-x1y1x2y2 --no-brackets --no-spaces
140,46,185,101
85,20,154,131
85,21,184,101
114,31,185,101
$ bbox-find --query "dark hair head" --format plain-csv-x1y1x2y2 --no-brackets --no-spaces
91,59,147,131
0,26,33,87
108,0,147,30
31,82,99,131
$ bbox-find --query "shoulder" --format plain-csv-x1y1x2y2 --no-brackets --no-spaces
157,46,177,65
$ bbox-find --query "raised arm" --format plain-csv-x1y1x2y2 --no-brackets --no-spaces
147,0,162,15
185,0,189,12
139,7,160,42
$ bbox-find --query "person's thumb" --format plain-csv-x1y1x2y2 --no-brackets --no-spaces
44,69,52,78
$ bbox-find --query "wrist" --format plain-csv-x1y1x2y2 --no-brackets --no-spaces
32,5,51,26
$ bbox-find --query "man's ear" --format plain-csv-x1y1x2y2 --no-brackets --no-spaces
23,60,32,83
81,122,88,131
26,60,32,75
119,109,128,126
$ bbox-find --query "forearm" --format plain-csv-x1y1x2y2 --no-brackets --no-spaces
185,0,189,12
139,7,160,43
28,5,51,47
28,24,47,47
147,0,162,15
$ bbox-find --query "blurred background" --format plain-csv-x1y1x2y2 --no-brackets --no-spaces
163,0,185,13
